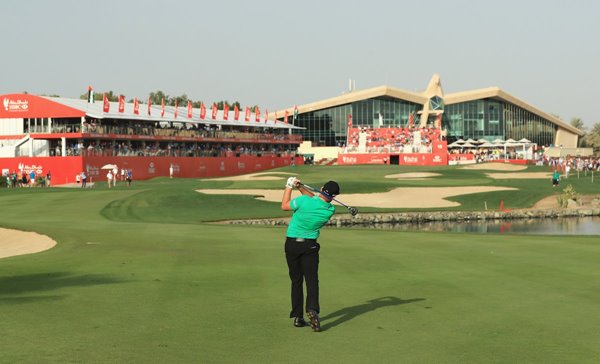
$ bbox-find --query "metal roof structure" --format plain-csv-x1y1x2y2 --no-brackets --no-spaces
42,96,302,130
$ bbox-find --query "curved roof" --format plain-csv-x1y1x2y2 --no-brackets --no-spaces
278,75,584,137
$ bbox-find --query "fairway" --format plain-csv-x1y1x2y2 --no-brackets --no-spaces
1,165,600,363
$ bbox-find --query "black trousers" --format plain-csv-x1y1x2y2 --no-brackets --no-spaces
285,237,320,318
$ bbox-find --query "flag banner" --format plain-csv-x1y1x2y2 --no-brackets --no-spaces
347,114,352,127
265,109,269,123
409,112,414,128
102,93,110,113
174,100,178,119
245,107,250,121
274,112,278,124
255,106,260,122
161,98,165,117
378,112,383,127
118,95,125,113
87,86,94,103
133,97,140,115
147,97,152,116
200,102,206,119
284,110,289,124
187,100,193,118
293,105,298,122
211,103,218,119
435,113,442,128
223,104,229,120
234,105,240,120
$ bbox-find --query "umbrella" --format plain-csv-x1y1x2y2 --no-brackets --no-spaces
518,138,531,143
455,139,466,144
477,138,489,144
461,142,476,148
505,138,517,143
465,138,477,144
479,142,496,147
492,138,505,144
101,164,118,170
448,142,462,148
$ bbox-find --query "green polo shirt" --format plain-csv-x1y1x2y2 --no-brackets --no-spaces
286,195,336,239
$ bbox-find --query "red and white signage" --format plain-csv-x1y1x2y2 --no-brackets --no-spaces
103,94,110,113
118,95,125,113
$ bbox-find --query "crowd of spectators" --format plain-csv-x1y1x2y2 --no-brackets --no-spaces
345,126,443,154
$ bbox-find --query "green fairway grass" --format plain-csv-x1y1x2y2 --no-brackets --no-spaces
1,165,599,363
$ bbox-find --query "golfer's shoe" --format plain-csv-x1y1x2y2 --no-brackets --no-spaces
293,317,307,327
307,310,321,332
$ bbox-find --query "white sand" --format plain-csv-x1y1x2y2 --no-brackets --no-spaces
385,172,441,179
203,172,295,181
486,172,552,179
0,228,57,259
460,162,527,171
197,186,517,208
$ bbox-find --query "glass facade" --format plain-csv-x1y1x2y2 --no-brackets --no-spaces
292,97,421,146
443,99,556,145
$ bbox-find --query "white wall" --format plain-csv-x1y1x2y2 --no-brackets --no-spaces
0,118,24,135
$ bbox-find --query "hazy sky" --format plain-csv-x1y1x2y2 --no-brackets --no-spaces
2,0,599,127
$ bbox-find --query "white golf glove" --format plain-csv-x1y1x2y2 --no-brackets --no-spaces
286,177,297,189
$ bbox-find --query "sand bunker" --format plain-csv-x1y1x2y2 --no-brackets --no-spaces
385,172,441,179
197,186,516,208
204,172,295,181
0,228,57,259
460,162,527,171
486,172,552,179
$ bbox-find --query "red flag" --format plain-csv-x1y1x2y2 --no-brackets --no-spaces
284,110,289,124
223,104,230,120
200,102,206,119
347,114,352,127
255,106,260,122
234,105,240,120
265,109,269,123
187,100,193,118
409,112,414,128
118,95,125,113
245,107,250,121
174,100,178,119
133,97,140,115
161,97,165,117
102,93,110,113
211,103,218,119
274,112,278,124
147,97,152,116
435,113,442,128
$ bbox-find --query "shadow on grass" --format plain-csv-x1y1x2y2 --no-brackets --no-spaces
320,296,426,331
0,272,127,303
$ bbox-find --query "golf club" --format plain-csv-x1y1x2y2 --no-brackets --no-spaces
297,182,359,216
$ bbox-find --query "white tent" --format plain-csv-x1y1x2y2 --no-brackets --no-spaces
492,138,505,144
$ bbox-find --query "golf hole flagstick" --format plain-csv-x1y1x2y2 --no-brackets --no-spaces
297,182,359,216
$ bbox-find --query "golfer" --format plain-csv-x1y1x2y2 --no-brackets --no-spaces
281,177,340,332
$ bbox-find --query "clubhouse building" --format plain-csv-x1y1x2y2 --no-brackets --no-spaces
279,74,583,149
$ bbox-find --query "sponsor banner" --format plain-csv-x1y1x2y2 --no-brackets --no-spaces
398,153,448,166
0,94,85,118
1,155,303,185
337,154,387,165
338,153,448,166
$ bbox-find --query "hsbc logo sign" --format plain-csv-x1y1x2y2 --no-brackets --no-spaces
342,156,357,164
3,97,29,112
403,156,418,163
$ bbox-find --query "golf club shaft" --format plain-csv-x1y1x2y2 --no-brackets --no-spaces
298,182,353,209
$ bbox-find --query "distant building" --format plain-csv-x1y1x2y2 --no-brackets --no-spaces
277,74,583,148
